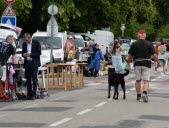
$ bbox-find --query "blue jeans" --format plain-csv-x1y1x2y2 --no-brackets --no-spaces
112,56,122,72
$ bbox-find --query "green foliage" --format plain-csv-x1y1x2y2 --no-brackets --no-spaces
70,0,113,32
0,0,168,39
156,25,169,38
110,0,156,39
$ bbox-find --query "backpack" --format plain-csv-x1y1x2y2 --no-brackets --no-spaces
0,42,10,63
159,46,166,54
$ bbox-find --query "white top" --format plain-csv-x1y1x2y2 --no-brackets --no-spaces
27,40,32,60
110,46,124,56
158,45,166,60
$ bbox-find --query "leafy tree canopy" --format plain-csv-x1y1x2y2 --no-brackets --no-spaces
0,0,168,40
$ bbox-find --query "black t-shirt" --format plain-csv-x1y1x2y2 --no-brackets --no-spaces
0,42,15,65
128,39,155,68
166,45,169,51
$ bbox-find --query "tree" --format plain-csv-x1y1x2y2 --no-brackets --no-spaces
156,25,169,38
110,0,157,39
152,0,169,38
68,0,113,32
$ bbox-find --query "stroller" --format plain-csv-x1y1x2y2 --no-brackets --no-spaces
13,68,27,99
0,63,17,102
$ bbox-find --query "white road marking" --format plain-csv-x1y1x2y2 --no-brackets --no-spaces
120,91,129,94
157,76,161,79
107,99,112,100
125,83,130,85
150,87,160,89
54,96,67,100
151,79,156,81
23,104,38,109
85,83,101,86
149,84,160,89
95,102,107,107
131,80,135,84
129,87,135,91
77,109,92,115
0,114,8,118
47,96,67,101
50,118,72,127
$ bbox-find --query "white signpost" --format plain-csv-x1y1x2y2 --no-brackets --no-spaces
47,4,58,63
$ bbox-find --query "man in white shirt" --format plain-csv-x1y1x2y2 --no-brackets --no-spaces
22,33,41,100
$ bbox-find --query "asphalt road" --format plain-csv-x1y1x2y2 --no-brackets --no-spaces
0,67,169,128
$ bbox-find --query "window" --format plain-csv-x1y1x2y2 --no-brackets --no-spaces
74,38,84,48
33,36,62,49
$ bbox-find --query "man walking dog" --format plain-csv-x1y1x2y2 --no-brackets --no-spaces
126,30,160,103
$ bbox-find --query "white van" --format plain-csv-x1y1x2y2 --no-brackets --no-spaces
76,30,114,54
93,30,114,54
74,35,85,49
32,31,66,64
15,31,66,66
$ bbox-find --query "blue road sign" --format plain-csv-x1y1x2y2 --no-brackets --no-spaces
1,16,16,26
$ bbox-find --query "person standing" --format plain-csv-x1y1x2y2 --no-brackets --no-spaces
89,43,104,77
86,40,94,65
64,36,74,62
110,41,124,73
158,41,167,74
165,40,169,72
0,35,15,65
67,46,75,62
126,30,160,103
22,33,41,100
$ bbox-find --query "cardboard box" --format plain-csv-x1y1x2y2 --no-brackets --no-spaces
103,70,108,75
100,63,104,71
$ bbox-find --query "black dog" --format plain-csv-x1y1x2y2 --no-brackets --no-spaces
107,68,129,100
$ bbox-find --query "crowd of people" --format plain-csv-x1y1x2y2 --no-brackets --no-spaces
64,36,105,78
0,30,168,102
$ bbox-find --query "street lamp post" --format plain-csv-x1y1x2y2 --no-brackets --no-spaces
120,24,125,37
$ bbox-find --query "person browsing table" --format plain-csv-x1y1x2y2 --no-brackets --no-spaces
22,33,41,100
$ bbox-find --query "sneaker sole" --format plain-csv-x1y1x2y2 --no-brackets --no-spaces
142,96,148,103
137,100,143,102
137,97,143,102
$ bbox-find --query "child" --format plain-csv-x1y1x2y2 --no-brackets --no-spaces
158,41,167,73
67,46,75,62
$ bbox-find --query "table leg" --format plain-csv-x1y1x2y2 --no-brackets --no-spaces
52,67,55,86
81,66,84,86
70,66,72,89
78,65,81,87
74,66,76,87
41,70,46,89
57,66,59,87
47,66,49,90
65,66,68,90
62,67,64,89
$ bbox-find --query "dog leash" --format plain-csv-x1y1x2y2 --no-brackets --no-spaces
133,58,151,63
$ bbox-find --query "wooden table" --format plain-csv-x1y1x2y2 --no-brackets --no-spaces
46,63,78,90
76,63,88,86
46,63,88,90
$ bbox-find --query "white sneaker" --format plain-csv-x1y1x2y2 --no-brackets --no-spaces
142,93,148,103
